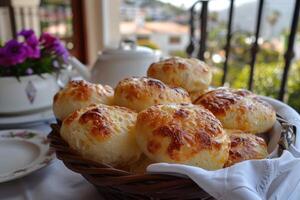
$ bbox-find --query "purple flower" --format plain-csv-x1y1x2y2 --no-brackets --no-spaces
0,40,28,66
18,30,34,39
39,33,57,48
52,40,69,62
18,29,40,58
39,33,69,62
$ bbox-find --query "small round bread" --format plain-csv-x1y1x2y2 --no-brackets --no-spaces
194,88,276,134
136,103,230,170
60,104,141,167
147,57,212,93
53,80,114,120
224,130,268,167
114,77,191,112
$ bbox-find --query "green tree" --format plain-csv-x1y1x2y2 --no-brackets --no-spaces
229,61,300,113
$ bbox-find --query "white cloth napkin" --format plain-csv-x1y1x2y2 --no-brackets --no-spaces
147,97,300,200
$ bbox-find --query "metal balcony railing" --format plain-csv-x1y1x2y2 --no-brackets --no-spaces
186,0,300,101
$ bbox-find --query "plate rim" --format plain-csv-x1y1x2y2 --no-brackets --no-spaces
0,108,55,128
0,129,55,183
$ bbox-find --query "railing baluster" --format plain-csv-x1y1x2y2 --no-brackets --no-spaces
222,0,235,85
278,0,300,101
197,0,208,61
8,5,17,37
248,0,264,91
186,5,196,57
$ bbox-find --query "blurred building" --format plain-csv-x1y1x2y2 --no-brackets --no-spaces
121,21,189,56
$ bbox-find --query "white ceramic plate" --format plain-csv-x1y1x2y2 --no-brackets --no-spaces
0,108,55,129
0,129,55,183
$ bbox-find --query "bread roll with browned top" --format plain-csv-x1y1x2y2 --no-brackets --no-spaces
53,80,114,120
147,57,212,96
136,103,230,170
114,77,191,112
194,88,276,134
60,104,141,167
224,130,268,167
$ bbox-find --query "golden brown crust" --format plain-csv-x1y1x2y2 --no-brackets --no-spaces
64,110,79,125
54,80,94,102
224,130,268,167
136,104,229,170
147,57,212,93
150,124,222,161
68,80,93,101
62,80,114,102
114,77,191,111
78,107,112,141
53,80,114,120
61,104,141,166
194,88,276,134
194,88,251,116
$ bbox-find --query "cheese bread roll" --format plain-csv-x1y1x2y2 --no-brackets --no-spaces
147,57,212,95
53,80,114,120
136,103,229,170
114,77,191,112
194,88,276,134
224,130,268,167
61,104,141,167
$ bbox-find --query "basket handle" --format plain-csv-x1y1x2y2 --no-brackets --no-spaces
277,114,297,155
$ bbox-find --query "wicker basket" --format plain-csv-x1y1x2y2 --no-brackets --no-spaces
48,115,296,200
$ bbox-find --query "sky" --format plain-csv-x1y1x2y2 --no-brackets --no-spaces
159,0,256,10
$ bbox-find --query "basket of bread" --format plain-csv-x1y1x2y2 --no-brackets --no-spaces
49,57,296,200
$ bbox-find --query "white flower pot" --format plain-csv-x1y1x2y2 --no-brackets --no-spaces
0,73,59,114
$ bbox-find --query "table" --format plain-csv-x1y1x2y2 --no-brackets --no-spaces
0,123,103,200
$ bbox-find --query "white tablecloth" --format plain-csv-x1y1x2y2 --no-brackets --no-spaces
0,124,102,200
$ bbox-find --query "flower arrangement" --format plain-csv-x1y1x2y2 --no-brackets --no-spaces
0,29,69,77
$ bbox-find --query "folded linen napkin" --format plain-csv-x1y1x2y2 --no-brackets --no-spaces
147,97,300,200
